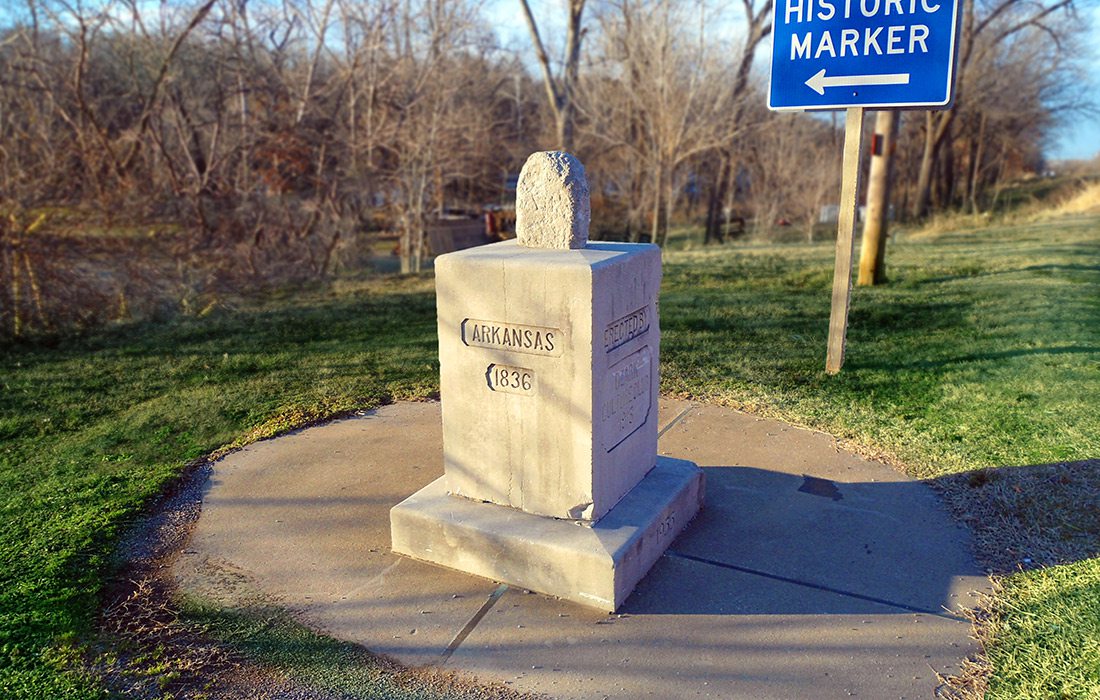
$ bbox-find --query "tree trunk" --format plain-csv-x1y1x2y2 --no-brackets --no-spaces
660,164,673,248
704,153,730,244
942,122,956,208
649,161,662,245
913,113,937,218
968,113,988,213
628,168,645,243
912,110,955,218
559,0,584,152
400,222,412,275
519,0,585,152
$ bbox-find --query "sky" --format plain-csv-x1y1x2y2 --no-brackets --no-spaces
488,0,1100,162
1045,3,1100,161
1049,117,1100,163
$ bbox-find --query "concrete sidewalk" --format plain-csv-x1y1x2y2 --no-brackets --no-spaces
175,400,989,699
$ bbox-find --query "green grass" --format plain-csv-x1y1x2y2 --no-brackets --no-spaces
985,559,1100,699
0,275,440,697
1,215,1097,697
660,216,1100,475
657,216,1100,697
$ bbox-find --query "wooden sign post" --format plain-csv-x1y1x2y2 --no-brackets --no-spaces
767,0,961,372
825,107,865,374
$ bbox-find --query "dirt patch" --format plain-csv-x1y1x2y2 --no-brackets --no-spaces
933,458,1100,575
97,456,540,700
96,460,342,699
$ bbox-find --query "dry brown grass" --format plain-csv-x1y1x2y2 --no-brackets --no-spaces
0,204,379,340
902,210,997,241
901,178,1100,240
933,583,1000,700
1043,181,1100,217
933,459,1100,575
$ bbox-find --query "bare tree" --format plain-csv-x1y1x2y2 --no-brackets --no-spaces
702,0,772,244
744,111,841,241
911,0,1079,218
519,0,586,151
0,0,1093,338
381,0,511,273
584,0,740,245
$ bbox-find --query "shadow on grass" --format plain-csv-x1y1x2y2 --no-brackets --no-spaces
915,263,1100,285
931,459,1100,576
859,345,1100,370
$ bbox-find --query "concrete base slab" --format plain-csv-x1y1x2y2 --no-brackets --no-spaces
391,457,704,611
175,399,991,699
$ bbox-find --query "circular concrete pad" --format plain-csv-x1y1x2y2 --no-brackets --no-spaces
175,400,989,699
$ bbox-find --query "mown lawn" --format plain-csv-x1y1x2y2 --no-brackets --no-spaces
659,215,1099,698
661,217,1099,477
0,276,441,697
1,215,1097,698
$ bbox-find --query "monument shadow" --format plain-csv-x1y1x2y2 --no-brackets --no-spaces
617,465,985,617
416,453,985,618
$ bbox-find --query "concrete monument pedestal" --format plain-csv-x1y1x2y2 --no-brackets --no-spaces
391,456,702,611
390,151,704,611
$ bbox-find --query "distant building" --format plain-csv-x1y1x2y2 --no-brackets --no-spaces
819,204,893,224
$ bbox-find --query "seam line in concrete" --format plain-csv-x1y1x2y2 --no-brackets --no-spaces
666,550,966,621
439,583,509,663
658,404,696,438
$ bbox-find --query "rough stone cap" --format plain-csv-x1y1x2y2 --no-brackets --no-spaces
515,151,590,250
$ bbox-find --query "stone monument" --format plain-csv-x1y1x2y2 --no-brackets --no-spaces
390,151,704,611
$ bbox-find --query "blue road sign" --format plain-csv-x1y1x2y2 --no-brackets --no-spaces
768,0,961,110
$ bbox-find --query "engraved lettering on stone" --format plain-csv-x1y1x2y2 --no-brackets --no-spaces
601,346,652,452
486,364,536,396
656,511,677,538
604,306,650,353
461,319,564,357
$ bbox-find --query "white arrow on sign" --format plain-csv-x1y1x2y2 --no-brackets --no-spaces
805,68,911,96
